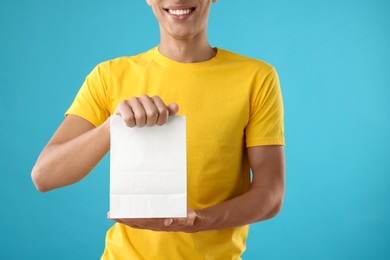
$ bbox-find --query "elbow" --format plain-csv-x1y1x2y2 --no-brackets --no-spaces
264,187,285,220
267,198,284,219
256,193,284,222
31,165,52,192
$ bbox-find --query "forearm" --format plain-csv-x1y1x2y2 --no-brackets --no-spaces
194,186,283,232
32,119,110,192
107,146,285,234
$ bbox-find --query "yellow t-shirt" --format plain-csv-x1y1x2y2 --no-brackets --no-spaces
66,47,285,259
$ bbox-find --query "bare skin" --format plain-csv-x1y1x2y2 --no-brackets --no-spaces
109,145,285,232
32,0,285,233
31,96,179,192
147,0,218,62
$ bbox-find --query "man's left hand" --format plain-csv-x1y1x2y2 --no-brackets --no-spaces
108,208,199,233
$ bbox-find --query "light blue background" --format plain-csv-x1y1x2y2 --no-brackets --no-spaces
1,0,389,259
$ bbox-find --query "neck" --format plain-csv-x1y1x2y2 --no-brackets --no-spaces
158,32,216,63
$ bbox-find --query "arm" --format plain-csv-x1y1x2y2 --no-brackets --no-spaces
194,145,285,231
31,115,110,192
111,145,285,232
31,95,179,192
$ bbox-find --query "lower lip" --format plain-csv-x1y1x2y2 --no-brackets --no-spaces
166,11,194,21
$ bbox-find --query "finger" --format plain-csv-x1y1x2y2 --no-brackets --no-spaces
110,218,135,228
167,103,179,116
170,217,189,226
138,94,159,126
169,208,196,226
113,219,162,231
151,96,169,126
128,97,147,127
115,219,140,229
115,101,136,127
109,217,122,224
186,208,197,226
164,218,174,226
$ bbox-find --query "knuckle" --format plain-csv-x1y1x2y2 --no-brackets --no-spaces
135,113,146,121
147,110,158,119
124,116,134,127
151,95,161,100
159,108,168,117
117,101,127,108
129,97,138,103
123,115,135,123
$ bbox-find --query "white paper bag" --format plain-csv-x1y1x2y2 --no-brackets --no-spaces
109,115,187,218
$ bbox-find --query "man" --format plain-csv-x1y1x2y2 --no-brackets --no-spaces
32,0,285,259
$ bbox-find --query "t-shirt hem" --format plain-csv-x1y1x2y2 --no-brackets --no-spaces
64,109,102,127
246,137,285,147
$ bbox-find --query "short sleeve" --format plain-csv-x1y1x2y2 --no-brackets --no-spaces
245,67,285,147
65,64,110,127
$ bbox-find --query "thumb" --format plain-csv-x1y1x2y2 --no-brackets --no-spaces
167,103,179,116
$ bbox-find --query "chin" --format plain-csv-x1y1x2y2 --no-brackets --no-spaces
171,33,194,40
166,28,196,40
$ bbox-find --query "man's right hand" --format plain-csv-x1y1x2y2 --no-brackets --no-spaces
114,94,179,127
31,94,178,192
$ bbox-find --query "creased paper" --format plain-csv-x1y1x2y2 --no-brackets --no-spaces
110,115,186,218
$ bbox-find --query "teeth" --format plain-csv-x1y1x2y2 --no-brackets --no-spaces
168,9,193,16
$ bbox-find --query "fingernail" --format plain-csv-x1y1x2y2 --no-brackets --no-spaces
164,218,173,226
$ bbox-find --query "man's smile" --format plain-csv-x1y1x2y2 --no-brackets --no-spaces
164,8,196,16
